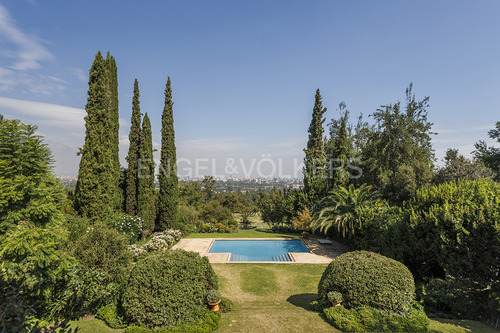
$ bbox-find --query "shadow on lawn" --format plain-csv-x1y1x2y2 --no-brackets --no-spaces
286,293,318,310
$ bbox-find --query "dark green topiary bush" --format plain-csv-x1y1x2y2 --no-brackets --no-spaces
121,250,218,328
323,303,429,332
318,251,415,314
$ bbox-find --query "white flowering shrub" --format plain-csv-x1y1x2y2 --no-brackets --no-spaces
129,229,182,258
113,214,143,243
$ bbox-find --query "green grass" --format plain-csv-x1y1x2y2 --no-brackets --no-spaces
66,317,124,332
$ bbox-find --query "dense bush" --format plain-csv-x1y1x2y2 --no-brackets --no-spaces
219,297,233,313
318,251,415,314
71,223,132,300
0,221,76,321
124,310,220,333
97,304,126,329
418,279,481,319
405,179,500,288
113,214,143,243
121,250,218,328
128,229,182,257
323,303,429,333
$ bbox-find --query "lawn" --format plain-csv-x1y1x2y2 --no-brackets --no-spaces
67,263,497,332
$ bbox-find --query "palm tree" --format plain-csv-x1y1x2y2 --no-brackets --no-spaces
311,184,380,237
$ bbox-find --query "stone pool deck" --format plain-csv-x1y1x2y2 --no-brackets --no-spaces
171,238,347,264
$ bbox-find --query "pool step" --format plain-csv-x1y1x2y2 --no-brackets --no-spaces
230,253,292,262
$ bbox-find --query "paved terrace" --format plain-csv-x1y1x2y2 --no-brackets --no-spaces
172,238,347,263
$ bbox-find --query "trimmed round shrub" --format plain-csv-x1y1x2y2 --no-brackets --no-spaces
121,249,218,328
318,251,415,314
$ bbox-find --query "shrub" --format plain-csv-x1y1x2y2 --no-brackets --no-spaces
405,179,500,288
417,279,480,319
113,214,143,243
128,229,182,258
121,250,218,328
318,251,415,314
219,297,233,313
124,311,220,333
309,299,330,312
72,223,132,288
97,304,126,329
323,303,429,333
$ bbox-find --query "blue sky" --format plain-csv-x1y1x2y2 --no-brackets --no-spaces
0,0,499,176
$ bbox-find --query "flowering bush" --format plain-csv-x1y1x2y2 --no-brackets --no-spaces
113,214,143,243
129,229,182,257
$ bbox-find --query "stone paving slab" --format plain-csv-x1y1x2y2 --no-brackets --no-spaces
173,238,347,264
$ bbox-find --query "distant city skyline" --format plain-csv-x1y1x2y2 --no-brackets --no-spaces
0,1,498,177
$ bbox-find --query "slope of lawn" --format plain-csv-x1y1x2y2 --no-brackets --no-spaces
66,260,498,332
213,263,499,333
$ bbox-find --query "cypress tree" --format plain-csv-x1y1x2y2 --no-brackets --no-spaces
157,77,179,230
125,79,142,215
303,89,327,203
75,51,115,220
137,113,156,233
105,53,122,211
327,105,350,190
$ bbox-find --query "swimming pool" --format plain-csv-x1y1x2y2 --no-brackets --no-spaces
209,239,310,262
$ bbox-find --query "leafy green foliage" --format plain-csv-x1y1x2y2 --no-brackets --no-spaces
406,179,500,288
303,89,328,202
318,251,415,314
292,207,312,232
0,221,76,320
362,84,435,202
121,250,218,328
219,297,233,313
72,223,132,290
137,113,156,233
0,117,64,232
113,214,144,243
124,310,220,333
157,77,180,230
435,148,494,184
417,279,480,320
474,121,500,181
125,79,143,215
97,304,126,329
312,184,381,236
323,303,429,333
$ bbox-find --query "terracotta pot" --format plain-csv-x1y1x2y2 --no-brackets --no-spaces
208,299,221,312
330,300,343,307
302,231,309,239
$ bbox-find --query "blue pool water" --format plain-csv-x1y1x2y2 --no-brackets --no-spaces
209,240,310,262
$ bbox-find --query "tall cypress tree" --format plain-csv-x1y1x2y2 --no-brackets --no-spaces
75,51,115,220
303,89,327,203
105,52,121,211
326,104,350,190
157,77,179,230
125,79,142,215
137,113,156,233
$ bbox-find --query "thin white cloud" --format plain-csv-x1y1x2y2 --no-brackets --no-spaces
0,96,85,134
0,4,53,70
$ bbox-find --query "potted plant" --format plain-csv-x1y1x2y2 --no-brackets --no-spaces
206,289,222,312
327,291,343,307
292,207,312,239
